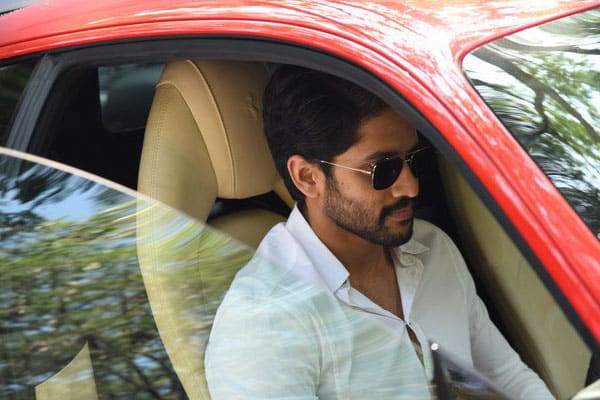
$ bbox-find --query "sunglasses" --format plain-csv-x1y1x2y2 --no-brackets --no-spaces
320,146,429,190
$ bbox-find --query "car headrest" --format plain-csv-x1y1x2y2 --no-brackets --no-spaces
138,59,290,221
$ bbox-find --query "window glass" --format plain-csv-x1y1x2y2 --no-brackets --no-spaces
0,61,36,144
0,149,248,399
0,148,514,399
463,8,600,239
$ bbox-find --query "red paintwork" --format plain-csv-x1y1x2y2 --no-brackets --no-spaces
1,0,600,342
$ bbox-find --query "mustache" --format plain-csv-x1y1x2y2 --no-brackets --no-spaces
379,197,417,221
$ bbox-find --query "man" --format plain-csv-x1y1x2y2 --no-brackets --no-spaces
205,65,553,399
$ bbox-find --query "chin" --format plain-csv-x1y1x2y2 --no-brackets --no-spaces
373,224,413,247
382,219,413,245
385,233,412,247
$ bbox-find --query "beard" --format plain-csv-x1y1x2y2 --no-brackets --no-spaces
324,176,415,247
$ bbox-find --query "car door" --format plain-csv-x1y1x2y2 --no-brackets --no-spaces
1,5,598,399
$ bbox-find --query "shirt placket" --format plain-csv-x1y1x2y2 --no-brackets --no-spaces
395,253,434,378
396,252,424,323
334,252,431,371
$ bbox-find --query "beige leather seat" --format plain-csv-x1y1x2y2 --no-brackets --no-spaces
438,157,591,399
136,59,293,399
138,59,293,247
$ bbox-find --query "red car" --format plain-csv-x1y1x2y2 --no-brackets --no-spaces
0,1,598,399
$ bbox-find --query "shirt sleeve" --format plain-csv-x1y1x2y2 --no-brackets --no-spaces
205,279,320,400
446,235,555,400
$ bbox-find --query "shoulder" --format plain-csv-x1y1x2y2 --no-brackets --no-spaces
220,223,326,313
255,221,300,267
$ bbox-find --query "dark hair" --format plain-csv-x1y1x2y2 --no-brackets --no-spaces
263,65,389,204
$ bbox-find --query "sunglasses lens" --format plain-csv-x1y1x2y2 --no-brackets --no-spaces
372,158,403,190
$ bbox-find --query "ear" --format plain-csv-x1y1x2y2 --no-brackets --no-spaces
287,155,324,199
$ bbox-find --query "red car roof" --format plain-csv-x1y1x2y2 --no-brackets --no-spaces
0,0,598,61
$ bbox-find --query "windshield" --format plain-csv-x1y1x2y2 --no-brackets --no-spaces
463,7,600,239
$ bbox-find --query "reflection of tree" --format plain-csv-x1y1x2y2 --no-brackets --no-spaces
473,47,599,143
465,9,600,236
494,37,600,56
1,200,183,399
1,157,99,208
0,156,248,399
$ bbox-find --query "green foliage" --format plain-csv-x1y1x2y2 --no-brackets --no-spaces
0,156,251,399
465,8,600,237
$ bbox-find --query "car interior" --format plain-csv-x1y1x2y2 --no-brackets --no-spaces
23,56,593,399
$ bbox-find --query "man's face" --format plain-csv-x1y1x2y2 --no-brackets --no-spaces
323,108,419,247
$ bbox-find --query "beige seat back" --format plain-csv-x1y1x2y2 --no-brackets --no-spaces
136,60,293,399
138,59,292,246
438,157,591,399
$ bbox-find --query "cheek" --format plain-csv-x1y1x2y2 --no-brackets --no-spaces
355,192,387,217
335,173,373,196
340,183,376,207
330,173,389,211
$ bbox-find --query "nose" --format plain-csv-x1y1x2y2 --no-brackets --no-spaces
390,161,419,198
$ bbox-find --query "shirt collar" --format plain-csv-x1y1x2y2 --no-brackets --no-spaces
399,235,429,256
286,206,349,293
285,205,430,291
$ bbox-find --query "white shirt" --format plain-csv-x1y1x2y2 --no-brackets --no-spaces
205,206,553,399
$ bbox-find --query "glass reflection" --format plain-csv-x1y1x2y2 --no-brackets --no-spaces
0,151,249,399
464,8,600,238
0,149,517,399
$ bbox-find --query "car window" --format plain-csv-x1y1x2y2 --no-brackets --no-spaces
463,7,600,239
0,147,515,399
0,61,36,145
0,148,249,399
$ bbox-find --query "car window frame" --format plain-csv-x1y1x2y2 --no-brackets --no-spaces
3,35,597,355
